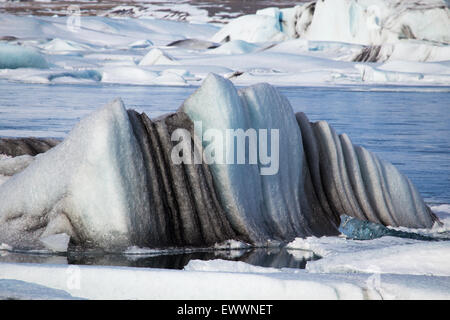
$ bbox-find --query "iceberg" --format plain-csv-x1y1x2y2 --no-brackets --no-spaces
0,44,49,69
0,74,438,251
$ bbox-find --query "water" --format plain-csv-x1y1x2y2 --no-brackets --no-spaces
1,81,448,205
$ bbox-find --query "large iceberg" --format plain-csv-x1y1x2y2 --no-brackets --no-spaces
0,74,439,251
0,44,49,69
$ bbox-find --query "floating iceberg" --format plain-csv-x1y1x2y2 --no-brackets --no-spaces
0,74,439,251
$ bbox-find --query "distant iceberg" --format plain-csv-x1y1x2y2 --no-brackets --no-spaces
212,0,450,62
0,74,439,251
0,44,49,69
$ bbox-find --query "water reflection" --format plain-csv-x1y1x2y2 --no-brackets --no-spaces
0,246,319,270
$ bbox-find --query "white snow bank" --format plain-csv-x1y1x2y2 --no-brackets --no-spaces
0,261,448,299
138,48,179,66
288,236,450,276
0,44,49,69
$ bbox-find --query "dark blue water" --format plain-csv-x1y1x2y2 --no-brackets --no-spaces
0,81,449,204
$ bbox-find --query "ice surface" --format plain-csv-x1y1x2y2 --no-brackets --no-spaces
0,99,152,250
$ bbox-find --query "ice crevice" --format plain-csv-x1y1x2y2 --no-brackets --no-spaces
0,74,438,251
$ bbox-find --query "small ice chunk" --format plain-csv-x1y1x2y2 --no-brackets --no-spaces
39,233,70,253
